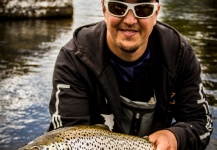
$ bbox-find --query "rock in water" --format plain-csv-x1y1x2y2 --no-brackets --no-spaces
0,0,73,18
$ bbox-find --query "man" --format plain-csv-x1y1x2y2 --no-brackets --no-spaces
48,0,213,149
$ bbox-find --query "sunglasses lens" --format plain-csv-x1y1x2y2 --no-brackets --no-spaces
108,2,127,16
135,4,154,17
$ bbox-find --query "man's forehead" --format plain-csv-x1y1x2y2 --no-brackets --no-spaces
137,0,156,2
116,0,156,2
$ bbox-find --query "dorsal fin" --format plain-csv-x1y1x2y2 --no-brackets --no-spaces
94,124,110,131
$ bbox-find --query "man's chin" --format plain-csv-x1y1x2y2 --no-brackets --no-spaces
119,45,138,53
119,43,139,53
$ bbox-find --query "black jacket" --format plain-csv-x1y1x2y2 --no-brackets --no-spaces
48,21,212,150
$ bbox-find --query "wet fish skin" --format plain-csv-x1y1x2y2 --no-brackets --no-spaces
18,124,156,150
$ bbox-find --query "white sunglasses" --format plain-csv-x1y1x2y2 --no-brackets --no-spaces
104,0,159,19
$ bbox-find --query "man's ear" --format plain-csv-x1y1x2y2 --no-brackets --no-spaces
153,4,161,26
155,3,161,19
101,0,106,17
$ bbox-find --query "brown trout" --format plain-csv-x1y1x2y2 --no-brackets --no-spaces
18,124,156,150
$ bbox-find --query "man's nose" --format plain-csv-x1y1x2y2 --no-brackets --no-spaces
123,9,137,24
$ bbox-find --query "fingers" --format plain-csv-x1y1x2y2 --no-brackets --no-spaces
149,130,177,150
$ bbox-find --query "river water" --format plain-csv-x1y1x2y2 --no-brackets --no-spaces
0,0,216,149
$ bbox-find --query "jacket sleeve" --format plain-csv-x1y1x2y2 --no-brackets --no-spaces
168,41,213,150
47,44,90,131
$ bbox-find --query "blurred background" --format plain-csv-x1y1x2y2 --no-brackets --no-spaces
0,0,216,149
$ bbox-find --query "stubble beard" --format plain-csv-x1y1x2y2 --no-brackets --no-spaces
118,42,139,53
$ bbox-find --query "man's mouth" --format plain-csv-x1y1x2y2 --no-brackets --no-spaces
121,29,138,37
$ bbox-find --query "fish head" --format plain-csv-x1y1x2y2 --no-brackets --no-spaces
18,145,42,150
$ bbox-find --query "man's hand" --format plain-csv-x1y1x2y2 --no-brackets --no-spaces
149,130,177,150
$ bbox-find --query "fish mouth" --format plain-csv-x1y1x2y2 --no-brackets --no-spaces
30,146,41,150
18,145,41,150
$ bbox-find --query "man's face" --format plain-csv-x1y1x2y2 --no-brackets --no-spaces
102,0,160,59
